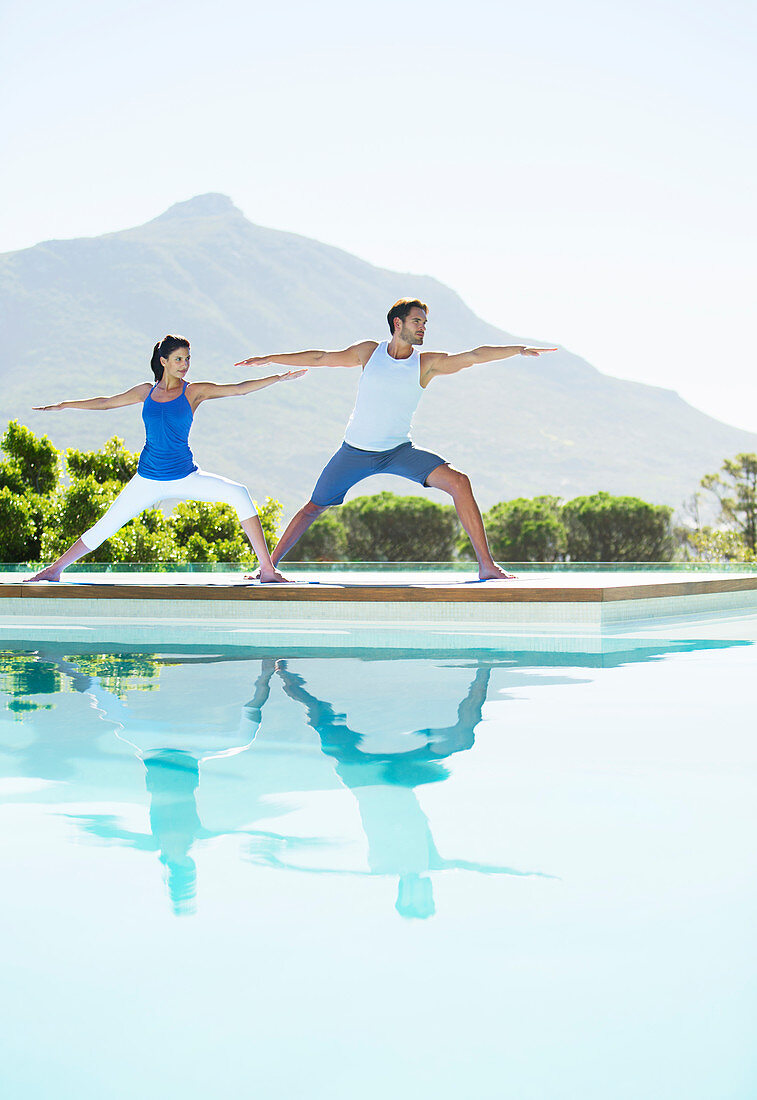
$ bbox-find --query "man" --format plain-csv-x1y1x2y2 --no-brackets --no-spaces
236,299,556,579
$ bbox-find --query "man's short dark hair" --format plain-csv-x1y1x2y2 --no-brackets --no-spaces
387,298,429,334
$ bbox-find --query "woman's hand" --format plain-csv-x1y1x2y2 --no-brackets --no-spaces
32,385,150,412
277,370,308,382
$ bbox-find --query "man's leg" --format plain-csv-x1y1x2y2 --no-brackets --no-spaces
269,443,376,566
270,500,328,566
425,464,515,580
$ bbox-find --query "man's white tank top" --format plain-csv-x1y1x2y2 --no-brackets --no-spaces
343,341,422,451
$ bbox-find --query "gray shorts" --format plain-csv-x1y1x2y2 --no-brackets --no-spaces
311,441,447,507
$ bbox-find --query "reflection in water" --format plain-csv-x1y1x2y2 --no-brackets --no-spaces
274,661,543,919
0,633,751,919
145,751,200,916
65,659,280,916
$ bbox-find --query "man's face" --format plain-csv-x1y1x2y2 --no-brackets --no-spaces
398,308,427,345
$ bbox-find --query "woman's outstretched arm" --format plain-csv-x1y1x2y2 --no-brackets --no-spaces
188,370,307,408
33,383,152,412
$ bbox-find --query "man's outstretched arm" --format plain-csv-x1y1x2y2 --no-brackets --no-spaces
235,340,378,371
420,344,557,386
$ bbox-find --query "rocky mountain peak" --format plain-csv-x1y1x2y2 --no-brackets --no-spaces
153,193,242,222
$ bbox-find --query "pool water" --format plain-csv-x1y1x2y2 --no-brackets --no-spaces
1,622,756,1099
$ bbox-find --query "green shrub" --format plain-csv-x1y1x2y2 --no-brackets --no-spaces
563,491,674,562
341,492,459,561
169,496,282,564
106,515,179,563
470,495,566,562
295,512,348,561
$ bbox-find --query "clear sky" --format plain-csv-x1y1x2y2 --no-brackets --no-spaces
2,0,755,430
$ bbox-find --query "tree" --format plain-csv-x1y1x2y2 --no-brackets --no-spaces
39,475,174,563
0,650,59,716
0,420,287,565
0,420,59,495
105,512,179,564
66,437,138,486
700,453,757,552
563,491,674,562
169,497,282,564
0,422,59,560
341,492,459,561
31,426,284,565
0,488,42,561
469,496,566,562
684,528,756,564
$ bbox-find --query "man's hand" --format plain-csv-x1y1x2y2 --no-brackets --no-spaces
235,355,270,368
234,341,376,371
421,344,558,385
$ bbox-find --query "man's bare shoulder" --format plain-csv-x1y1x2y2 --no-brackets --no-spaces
355,339,380,366
419,350,458,388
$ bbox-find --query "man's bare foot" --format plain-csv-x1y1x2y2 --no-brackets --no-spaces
24,566,63,583
479,563,517,581
244,565,287,582
255,568,292,583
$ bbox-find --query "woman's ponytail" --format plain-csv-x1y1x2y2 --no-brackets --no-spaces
150,341,164,381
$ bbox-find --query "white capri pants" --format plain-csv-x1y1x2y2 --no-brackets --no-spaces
81,470,257,551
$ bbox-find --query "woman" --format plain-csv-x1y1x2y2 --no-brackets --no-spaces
28,334,305,582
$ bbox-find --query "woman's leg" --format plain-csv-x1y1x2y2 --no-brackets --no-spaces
178,470,288,582
240,514,286,582
26,475,162,582
28,469,287,582
25,537,92,582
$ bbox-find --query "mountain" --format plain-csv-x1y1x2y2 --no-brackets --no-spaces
1,193,754,516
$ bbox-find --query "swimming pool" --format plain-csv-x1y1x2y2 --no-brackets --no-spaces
1,616,755,1098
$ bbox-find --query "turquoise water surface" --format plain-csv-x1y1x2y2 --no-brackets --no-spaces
1,620,755,1098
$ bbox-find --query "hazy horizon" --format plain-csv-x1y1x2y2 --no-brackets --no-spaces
2,0,754,432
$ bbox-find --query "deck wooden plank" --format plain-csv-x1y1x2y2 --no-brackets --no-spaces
2,574,756,604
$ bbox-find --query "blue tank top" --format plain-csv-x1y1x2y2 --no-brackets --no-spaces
137,382,198,481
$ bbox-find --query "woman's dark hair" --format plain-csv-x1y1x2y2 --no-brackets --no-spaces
150,335,189,381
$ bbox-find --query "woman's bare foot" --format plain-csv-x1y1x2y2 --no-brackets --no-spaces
479,563,517,581
24,565,64,583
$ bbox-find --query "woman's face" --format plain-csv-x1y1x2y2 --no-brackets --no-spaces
160,346,190,382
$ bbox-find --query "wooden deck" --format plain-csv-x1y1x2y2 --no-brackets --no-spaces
2,572,757,604
2,571,756,651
